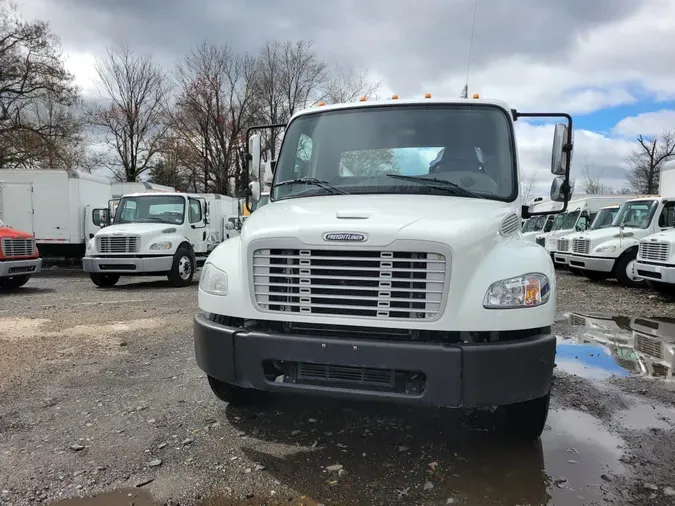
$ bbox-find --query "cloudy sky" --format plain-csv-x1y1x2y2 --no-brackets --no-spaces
15,0,675,195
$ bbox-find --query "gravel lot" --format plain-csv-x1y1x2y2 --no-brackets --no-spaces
1,269,674,506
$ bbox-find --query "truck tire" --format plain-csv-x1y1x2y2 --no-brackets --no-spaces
167,247,195,287
615,252,646,288
500,391,550,441
0,274,31,289
569,267,582,276
583,271,609,281
646,280,675,296
89,273,120,288
207,376,261,406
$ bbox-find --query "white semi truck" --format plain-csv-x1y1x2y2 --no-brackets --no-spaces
193,95,575,440
83,192,236,287
633,160,675,293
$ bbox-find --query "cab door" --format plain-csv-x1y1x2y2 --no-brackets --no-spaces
186,197,208,254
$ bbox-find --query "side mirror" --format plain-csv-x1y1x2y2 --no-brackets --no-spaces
249,181,261,203
551,123,572,176
248,134,261,179
263,161,274,185
550,176,571,202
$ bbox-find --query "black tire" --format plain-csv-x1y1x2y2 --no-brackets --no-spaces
501,391,550,441
615,252,646,288
646,280,675,296
207,376,261,406
167,247,195,287
0,274,31,289
583,270,610,281
569,267,582,276
89,273,120,288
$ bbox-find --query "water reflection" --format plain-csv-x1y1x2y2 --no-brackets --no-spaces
556,312,675,380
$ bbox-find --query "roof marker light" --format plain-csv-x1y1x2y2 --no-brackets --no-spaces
318,101,326,106
424,93,432,98
472,93,480,99
391,94,399,99
359,96,367,102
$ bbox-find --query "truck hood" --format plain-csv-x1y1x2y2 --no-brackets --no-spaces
0,223,33,239
97,222,177,237
242,194,518,247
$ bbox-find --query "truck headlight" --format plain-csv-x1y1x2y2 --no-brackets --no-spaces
483,273,551,309
149,241,172,250
595,245,616,253
200,263,228,296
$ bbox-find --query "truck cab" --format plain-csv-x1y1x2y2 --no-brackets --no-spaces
194,96,574,440
0,219,42,289
564,196,675,287
83,192,223,287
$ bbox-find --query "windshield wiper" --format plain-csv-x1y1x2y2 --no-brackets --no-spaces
274,177,349,196
385,174,485,199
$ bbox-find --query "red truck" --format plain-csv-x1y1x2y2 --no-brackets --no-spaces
0,219,42,289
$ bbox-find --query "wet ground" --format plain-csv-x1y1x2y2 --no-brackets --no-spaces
1,270,674,506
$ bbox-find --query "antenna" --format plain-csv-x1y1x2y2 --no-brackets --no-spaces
462,0,478,98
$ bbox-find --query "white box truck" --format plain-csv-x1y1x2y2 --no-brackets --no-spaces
633,160,675,293
111,181,175,199
521,199,562,242
193,95,576,440
0,170,112,258
82,192,237,287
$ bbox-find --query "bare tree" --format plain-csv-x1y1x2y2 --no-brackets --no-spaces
519,172,537,204
167,42,257,195
626,131,675,194
322,65,381,103
0,0,78,168
90,44,170,181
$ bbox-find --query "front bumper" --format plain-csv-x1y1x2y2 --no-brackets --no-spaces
82,255,173,274
193,313,556,407
567,254,615,273
0,258,42,277
635,261,675,284
554,253,570,267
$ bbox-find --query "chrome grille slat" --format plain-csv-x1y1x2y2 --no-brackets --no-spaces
252,248,447,320
572,238,590,255
634,333,664,359
1,238,35,257
639,242,670,262
96,235,140,254
557,238,570,252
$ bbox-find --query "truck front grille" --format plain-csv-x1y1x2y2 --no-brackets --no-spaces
1,238,35,257
252,248,447,320
639,241,670,262
634,333,663,359
557,238,570,252
572,238,590,255
536,237,546,247
96,235,140,254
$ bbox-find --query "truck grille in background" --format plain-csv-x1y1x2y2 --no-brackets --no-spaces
536,237,546,247
639,242,670,262
1,238,35,257
634,333,664,359
252,248,447,319
557,238,570,252
572,238,590,255
96,235,140,254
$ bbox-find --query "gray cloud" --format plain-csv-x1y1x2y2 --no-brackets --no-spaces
32,0,643,94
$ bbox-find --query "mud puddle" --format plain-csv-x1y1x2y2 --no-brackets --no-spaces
50,489,157,505
555,312,675,380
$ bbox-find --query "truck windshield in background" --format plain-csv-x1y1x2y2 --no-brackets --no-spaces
273,104,517,202
522,214,549,233
591,207,619,230
612,200,658,228
560,210,581,230
114,195,186,225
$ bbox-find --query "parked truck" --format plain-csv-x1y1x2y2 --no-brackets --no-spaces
0,219,42,289
193,95,575,440
0,170,112,258
82,192,236,287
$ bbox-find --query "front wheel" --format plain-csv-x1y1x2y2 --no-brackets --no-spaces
0,274,31,289
167,247,195,287
615,253,646,288
89,273,120,288
569,267,582,276
583,270,609,281
207,376,262,406
500,391,550,441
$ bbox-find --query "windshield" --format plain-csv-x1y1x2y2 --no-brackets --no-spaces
612,200,658,229
560,210,581,230
114,195,186,225
522,215,549,233
272,104,516,202
551,214,566,231
253,194,270,211
591,208,619,230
